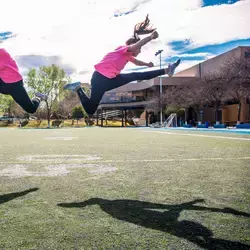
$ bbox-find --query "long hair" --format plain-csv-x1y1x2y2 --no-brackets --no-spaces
126,14,156,45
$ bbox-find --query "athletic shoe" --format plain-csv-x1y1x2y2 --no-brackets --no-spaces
35,92,48,101
63,81,82,92
168,59,181,77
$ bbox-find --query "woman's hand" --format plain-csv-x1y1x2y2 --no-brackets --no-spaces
150,31,159,40
147,62,154,67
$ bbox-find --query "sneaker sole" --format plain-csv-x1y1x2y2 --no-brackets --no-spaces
63,83,81,91
168,59,181,77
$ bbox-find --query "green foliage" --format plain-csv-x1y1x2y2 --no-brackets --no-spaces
26,64,66,101
72,106,86,120
25,64,69,126
0,95,15,114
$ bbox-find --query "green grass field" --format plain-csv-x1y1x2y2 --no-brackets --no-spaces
0,127,250,249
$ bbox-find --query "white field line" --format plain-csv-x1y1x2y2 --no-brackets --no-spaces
0,157,249,164
143,130,250,141
44,137,77,141
91,157,250,163
17,155,101,162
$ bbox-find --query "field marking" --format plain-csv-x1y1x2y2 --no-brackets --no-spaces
87,157,250,163
0,154,118,178
0,156,249,165
44,137,77,141
0,164,117,178
143,131,250,141
17,155,101,162
1,155,249,178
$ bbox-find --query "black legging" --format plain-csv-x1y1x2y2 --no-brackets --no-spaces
0,79,40,113
77,69,165,115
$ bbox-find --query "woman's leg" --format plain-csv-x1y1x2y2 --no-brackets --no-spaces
113,69,165,88
76,71,110,115
76,69,166,115
106,59,181,91
0,80,40,113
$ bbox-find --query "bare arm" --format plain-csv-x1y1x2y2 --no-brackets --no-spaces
132,59,154,67
128,36,152,52
127,31,159,53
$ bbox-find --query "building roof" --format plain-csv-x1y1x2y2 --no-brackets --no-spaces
98,100,154,110
175,46,250,78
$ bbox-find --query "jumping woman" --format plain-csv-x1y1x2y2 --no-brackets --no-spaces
63,15,181,116
0,48,47,114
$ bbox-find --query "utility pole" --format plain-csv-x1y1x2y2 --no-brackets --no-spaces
155,49,163,126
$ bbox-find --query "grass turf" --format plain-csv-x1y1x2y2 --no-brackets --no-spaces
0,127,249,249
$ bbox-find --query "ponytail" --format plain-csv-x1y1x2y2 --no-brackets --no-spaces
134,14,155,36
126,14,155,45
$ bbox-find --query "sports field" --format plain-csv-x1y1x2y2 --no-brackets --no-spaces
0,127,250,249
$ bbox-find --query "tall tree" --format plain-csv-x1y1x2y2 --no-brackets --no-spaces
26,64,68,127
182,83,205,124
146,79,205,124
220,57,250,123
201,75,226,124
161,79,205,124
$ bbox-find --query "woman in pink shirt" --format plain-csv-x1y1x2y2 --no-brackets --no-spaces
64,16,181,116
0,48,47,113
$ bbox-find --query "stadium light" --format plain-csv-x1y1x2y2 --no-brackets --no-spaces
155,49,163,126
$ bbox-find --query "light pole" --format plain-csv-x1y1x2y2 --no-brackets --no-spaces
155,49,163,126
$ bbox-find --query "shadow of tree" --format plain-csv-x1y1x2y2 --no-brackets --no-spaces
58,198,250,249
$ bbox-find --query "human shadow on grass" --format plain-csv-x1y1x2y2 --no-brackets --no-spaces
58,198,250,249
0,188,39,205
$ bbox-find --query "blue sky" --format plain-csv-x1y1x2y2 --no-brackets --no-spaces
164,0,250,66
160,0,249,63
202,0,239,6
166,38,250,64
1,0,249,81
0,31,15,41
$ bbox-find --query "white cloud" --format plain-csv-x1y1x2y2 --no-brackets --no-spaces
0,0,249,83
178,0,250,48
175,52,213,58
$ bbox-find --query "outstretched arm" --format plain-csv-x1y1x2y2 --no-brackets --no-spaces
132,59,154,68
128,31,158,53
